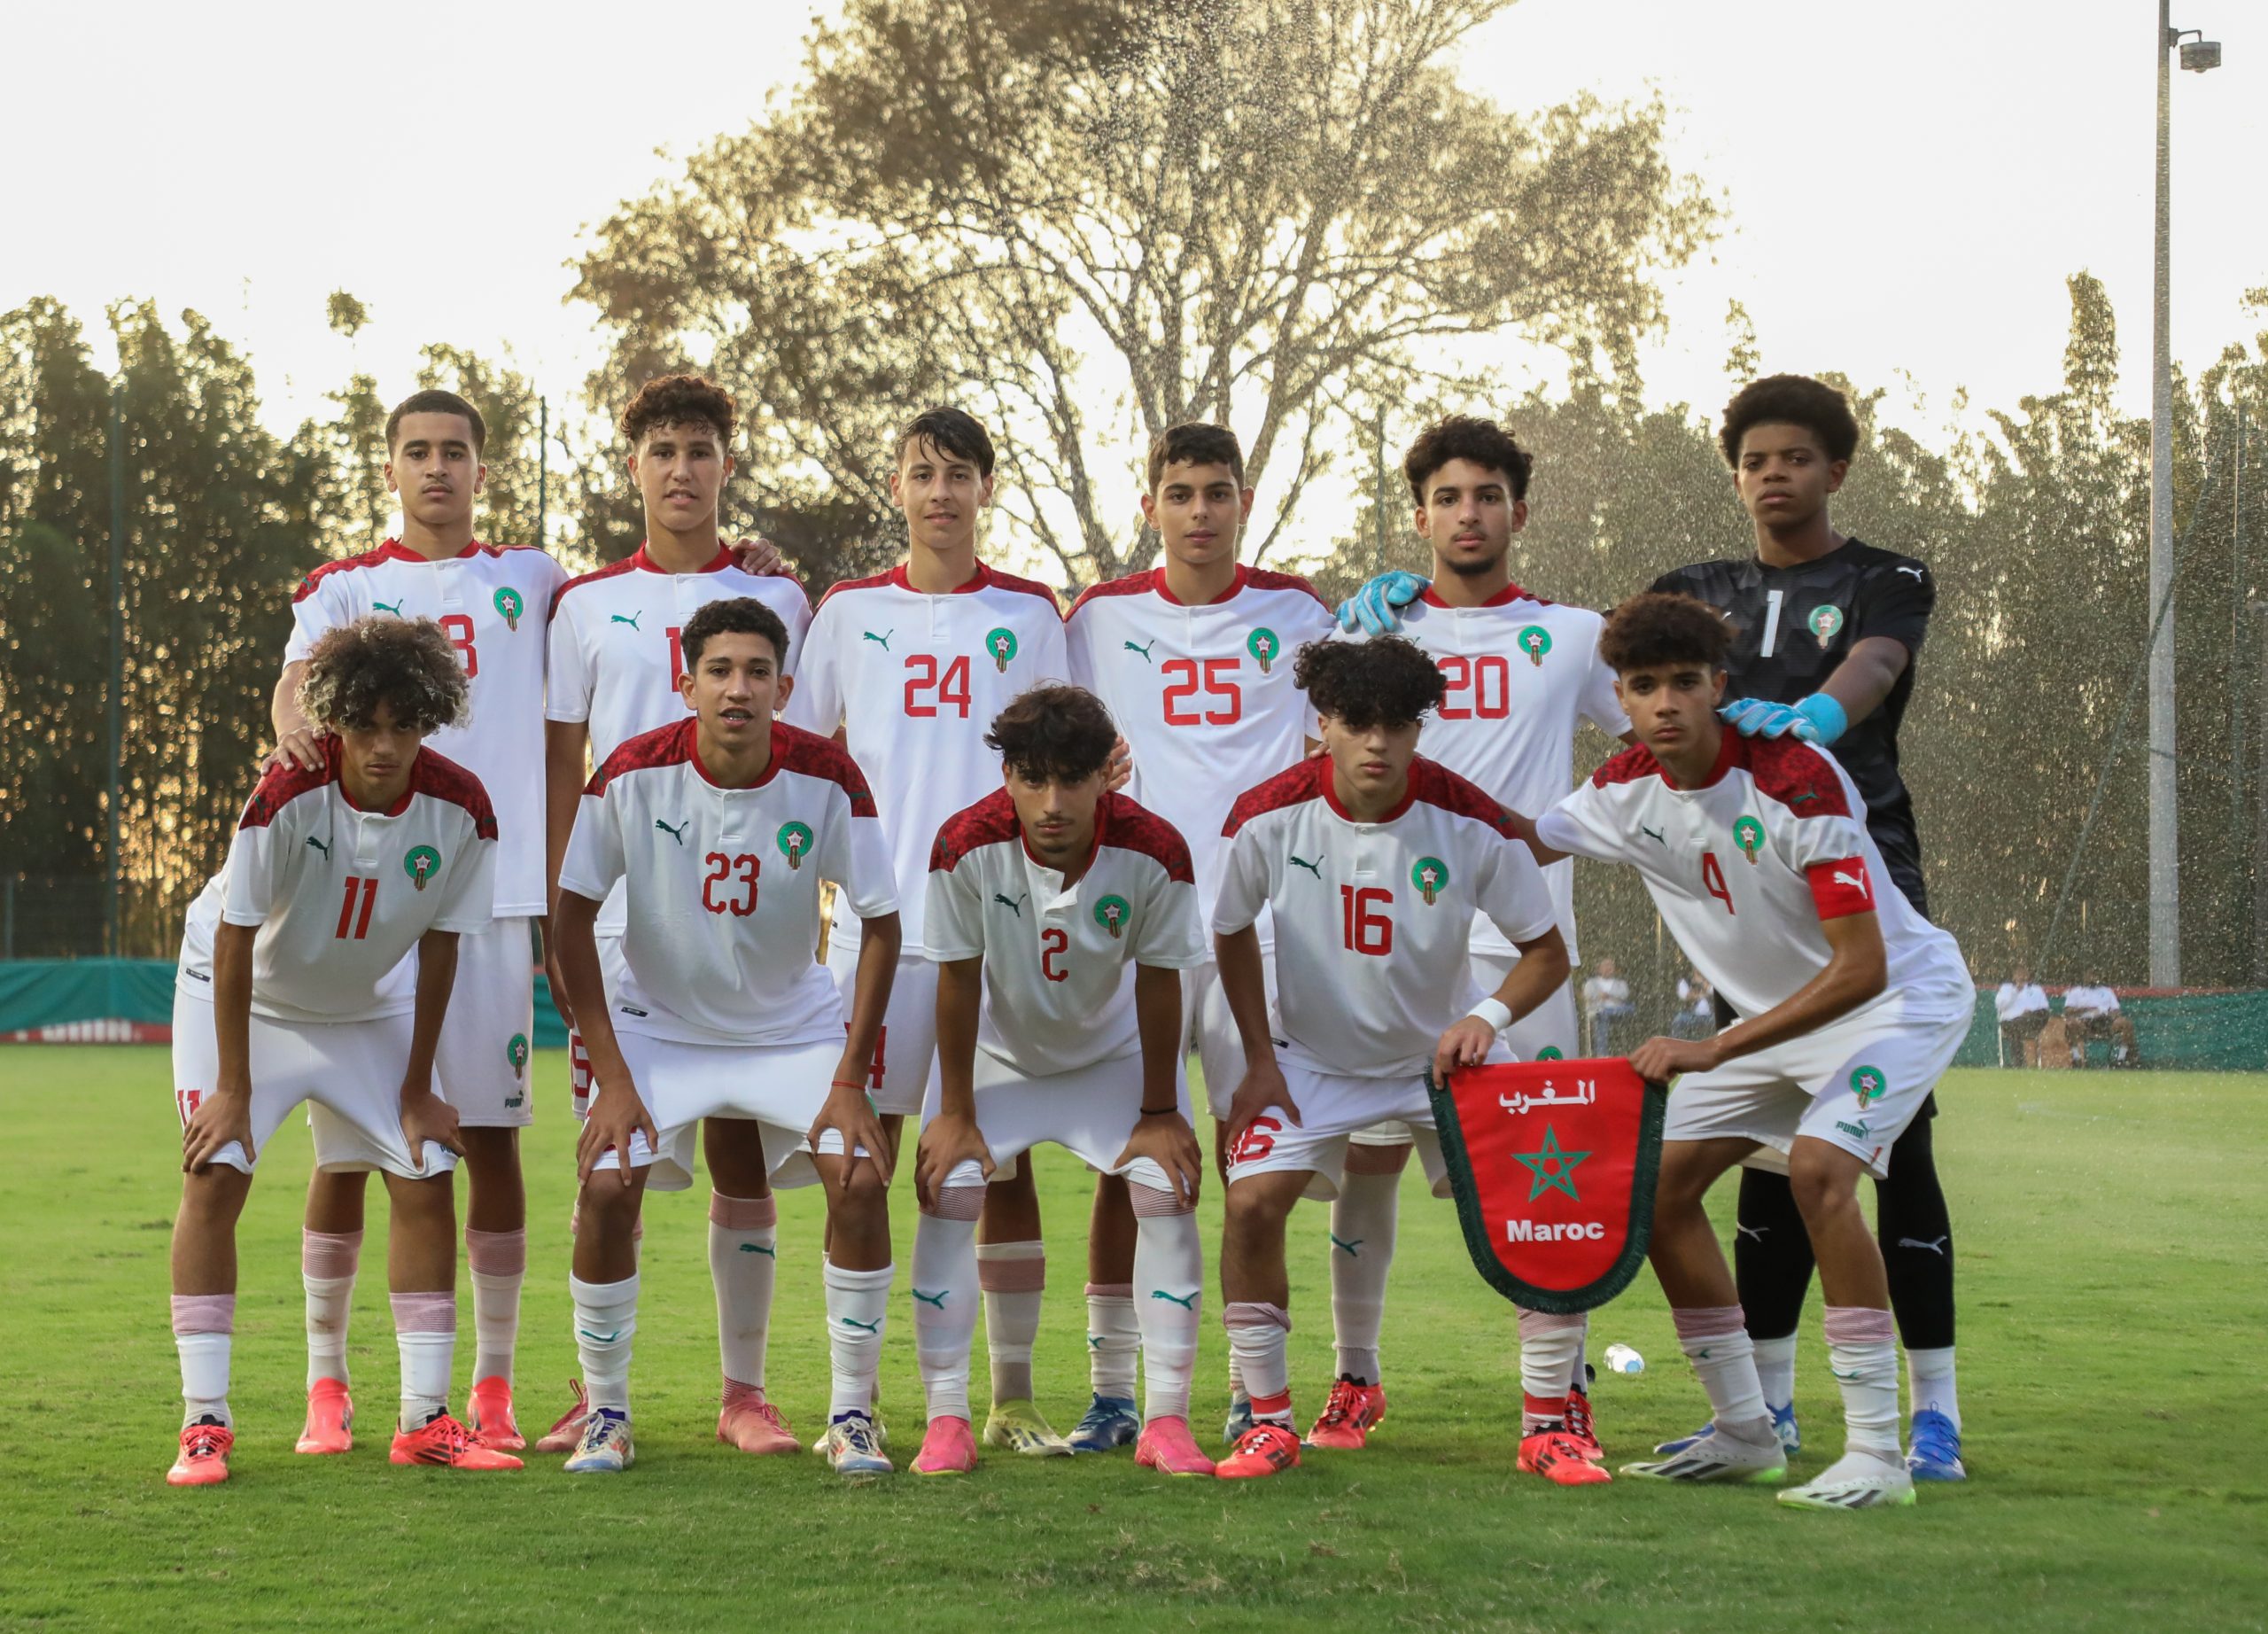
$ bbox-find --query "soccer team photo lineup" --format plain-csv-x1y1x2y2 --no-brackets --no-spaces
137,367,1983,1515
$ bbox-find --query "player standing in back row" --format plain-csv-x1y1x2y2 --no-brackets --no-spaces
784,408,1077,1453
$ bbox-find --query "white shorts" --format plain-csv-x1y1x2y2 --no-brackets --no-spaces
1663,991,1968,1179
586,1032,849,1193
427,915,536,1130
1224,1048,1506,1202
569,934,633,1122
1184,956,1281,1120
1350,953,1578,1148
172,989,456,1181
922,1050,1192,1196
827,940,937,1117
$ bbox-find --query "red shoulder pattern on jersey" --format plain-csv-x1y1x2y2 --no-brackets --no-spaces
1242,566,1332,611
408,748,500,840
769,722,879,816
977,564,1065,616
929,788,1022,873
549,553,641,618
586,718,698,797
813,568,900,613
291,541,400,605
1066,569,1161,619
1741,736,1852,819
238,745,338,829
1098,791,1195,884
1406,758,1517,836
1589,743,1666,789
1222,759,1326,838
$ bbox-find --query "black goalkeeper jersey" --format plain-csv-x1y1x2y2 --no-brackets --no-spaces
1650,538,1932,914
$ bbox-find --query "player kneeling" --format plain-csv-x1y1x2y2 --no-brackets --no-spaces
1517,593,1972,1510
1211,639,1575,1482
909,686,1214,1477
553,598,902,1476
167,617,512,1484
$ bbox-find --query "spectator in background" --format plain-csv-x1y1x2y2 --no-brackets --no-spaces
1994,964,2051,1068
2062,970,2139,1069
1670,965,1715,1040
1581,957,1635,1056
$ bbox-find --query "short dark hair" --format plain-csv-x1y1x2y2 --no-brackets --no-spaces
679,597,790,672
1598,592,1734,673
297,616,470,734
385,389,485,455
984,684,1117,783
897,407,995,479
1718,374,1859,467
1294,636,1446,730
1402,414,1533,504
623,372,736,449
1147,422,1245,491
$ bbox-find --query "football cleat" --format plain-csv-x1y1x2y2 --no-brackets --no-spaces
1305,1375,1387,1450
533,1380,590,1455
1779,1451,1917,1511
466,1376,524,1451
824,1412,893,1476
1653,1401,1801,1459
983,1399,1071,1457
562,1407,633,1474
167,1419,234,1487
718,1384,799,1456
1562,1385,1604,1461
1221,1395,1255,1446
1906,1409,1967,1482
1216,1420,1301,1480
1518,1427,1612,1486
912,1415,978,1475
295,1378,353,1455
1135,1416,1216,1477
1068,1395,1141,1453
812,1403,889,1454
389,1412,524,1470
1622,1427,1786,1485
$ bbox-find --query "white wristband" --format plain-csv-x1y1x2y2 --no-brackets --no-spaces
1465,998,1513,1033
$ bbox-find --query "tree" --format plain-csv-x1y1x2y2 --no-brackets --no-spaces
572,0,1716,592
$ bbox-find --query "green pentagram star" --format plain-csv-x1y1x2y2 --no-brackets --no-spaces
1513,1124,1591,1202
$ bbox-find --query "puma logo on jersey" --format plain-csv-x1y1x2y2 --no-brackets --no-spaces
1640,825,1666,844
1150,1289,1199,1310
1898,1235,1949,1257
1790,791,1820,805
610,611,642,631
305,835,331,858
994,891,1028,917
655,818,689,845
1123,638,1156,663
1896,565,1926,581
912,1288,947,1308
1832,869,1868,894
863,629,893,651
372,600,402,615
1288,854,1324,877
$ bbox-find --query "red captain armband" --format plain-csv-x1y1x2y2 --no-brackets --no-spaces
1806,856,1876,920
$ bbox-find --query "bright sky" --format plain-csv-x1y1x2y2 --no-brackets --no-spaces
4,0,2259,482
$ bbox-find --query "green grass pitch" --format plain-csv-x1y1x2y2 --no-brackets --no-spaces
5,1050,2263,1631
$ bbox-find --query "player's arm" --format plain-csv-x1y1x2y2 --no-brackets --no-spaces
1631,908,1887,1083
397,928,468,1169
267,660,322,771
1113,962,1204,1204
1434,923,1570,1081
1815,635,1910,726
542,720,589,1026
555,887,657,1187
1496,805,1573,868
811,909,898,1184
916,954,995,1210
1215,923,1296,1141
182,921,260,1172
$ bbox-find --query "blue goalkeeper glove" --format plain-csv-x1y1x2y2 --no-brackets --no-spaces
1337,570,1430,635
1719,693,1847,746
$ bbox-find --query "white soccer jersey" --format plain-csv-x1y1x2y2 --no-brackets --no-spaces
1534,734,1971,1021
1066,564,1334,928
548,541,813,936
926,789,1207,1078
176,741,499,1024
1213,757,1557,1078
1350,583,1627,959
783,562,1069,956
286,539,566,917
558,717,897,1047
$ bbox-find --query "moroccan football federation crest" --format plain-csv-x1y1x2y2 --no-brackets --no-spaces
1429,1058,1666,1313
1851,1064,1887,1108
1093,894,1131,939
1731,815,1764,863
1535,1047,1565,1062
403,844,442,891
506,1033,530,1082
777,821,814,871
1411,856,1449,906
985,627,1018,673
1807,603,1844,643
1247,626,1279,673
494,586,524,632
1518,625,1552,667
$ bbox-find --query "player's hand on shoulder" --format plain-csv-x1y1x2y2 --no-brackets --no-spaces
1432,1017,1498,1083
730,537,786,577
182,1084,254,1173
264,726,325,773
913,1111,993,1213
399,1089,466,1171
1629,1034,1720,1085
1104,735,1132,793
811,1078,893,1187
1114,1110,1203,1207
1225,1054,1296,1145
1337,570,1428,636
578,1075,656,1188
1718,698,1797,738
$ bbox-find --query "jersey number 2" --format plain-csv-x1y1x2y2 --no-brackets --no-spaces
1701,851,1735,915
703,852,760,916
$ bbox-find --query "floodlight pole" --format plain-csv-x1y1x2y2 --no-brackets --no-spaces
2148,0,2180,985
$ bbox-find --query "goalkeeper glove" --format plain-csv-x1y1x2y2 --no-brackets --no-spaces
1336,570,1429,636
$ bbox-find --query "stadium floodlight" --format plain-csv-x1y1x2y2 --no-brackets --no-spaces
2176,32,2222,72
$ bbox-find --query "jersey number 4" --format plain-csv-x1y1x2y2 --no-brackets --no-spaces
905,655,974,719
1701,851,1735,915
1161,657,1243,725
703,852,760,916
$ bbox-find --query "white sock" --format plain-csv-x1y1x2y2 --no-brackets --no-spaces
825,1261,893,1421
1132,1195,1202,1423
172,1293,235,1428
1085,1282,1139,1402
300,1228,361,1389
1907,1345,1960,1432
463,1227,524,1389
1569,1319,1591,1396
977,1241,1044,1404
1673,1305,1769,1436
391,1290,455,1428
912,1201,982,1423
1328,1169,1399,1384
1224,1302,1292,1421
1517,1307,1584,1432
1752,1333,1798,1414
1823,1306,1901,1460
709,1193,778,1391
571,1272,640,1416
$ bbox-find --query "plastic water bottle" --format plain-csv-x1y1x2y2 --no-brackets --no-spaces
1603,1343,1645,1376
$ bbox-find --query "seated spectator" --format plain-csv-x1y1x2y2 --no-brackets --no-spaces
1670,967,1714,1040
1995,963,2051,1067
2062,969,2139,1068
1581,956,1635,1056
